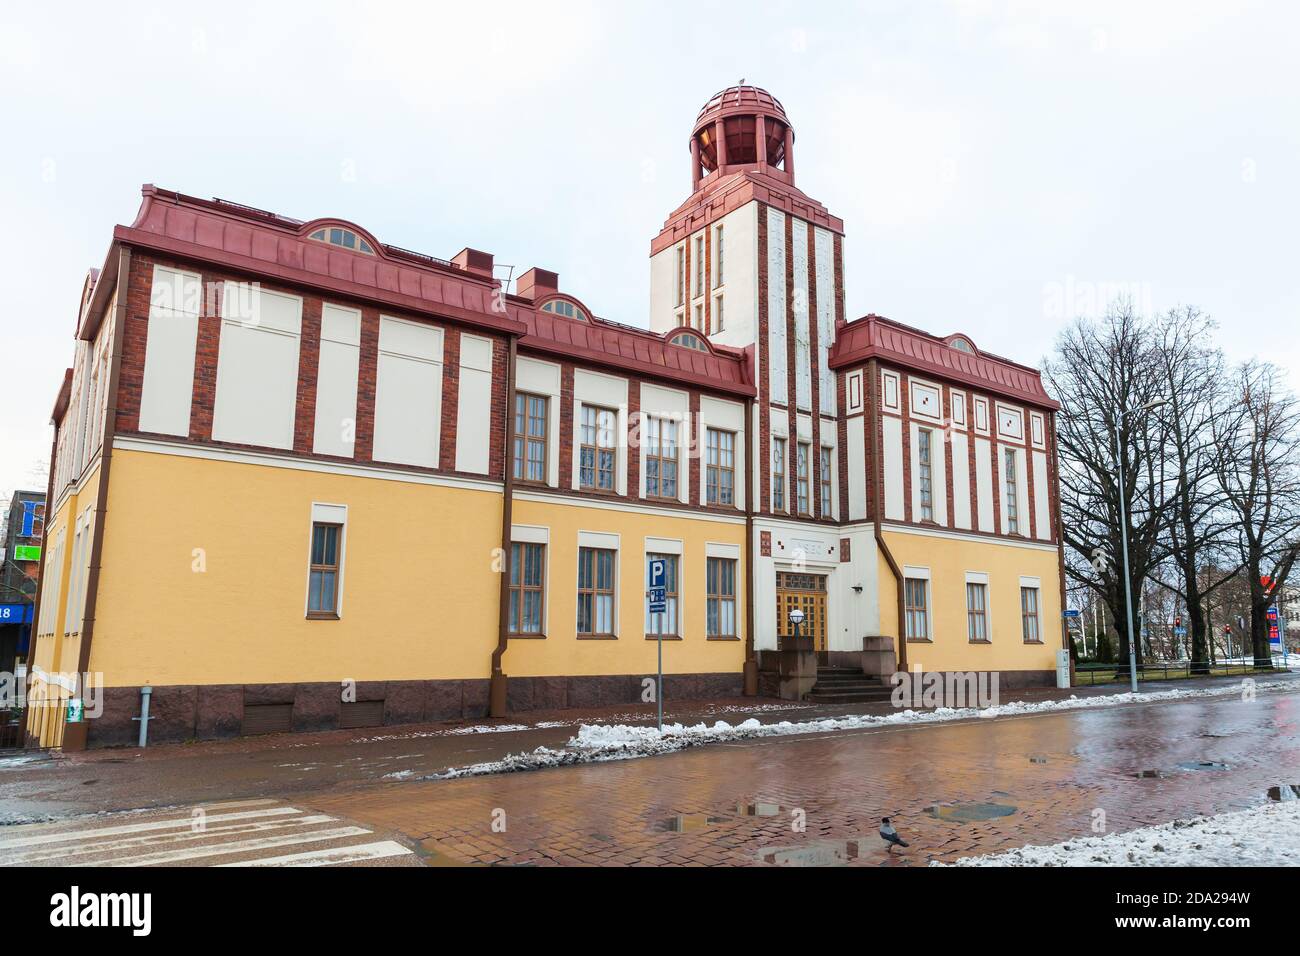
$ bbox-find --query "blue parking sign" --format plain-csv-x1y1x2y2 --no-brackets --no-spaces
648,558,667,614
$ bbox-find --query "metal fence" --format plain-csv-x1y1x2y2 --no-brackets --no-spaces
1073,659,1284,686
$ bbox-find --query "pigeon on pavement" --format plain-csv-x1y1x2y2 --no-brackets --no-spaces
880,817,909,851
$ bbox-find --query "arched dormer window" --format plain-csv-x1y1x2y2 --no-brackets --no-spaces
539,298,589,322
669,331,709,352
308,226,375,255
946,334,977,355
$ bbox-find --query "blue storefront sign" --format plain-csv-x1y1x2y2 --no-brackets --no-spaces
0,604,33,624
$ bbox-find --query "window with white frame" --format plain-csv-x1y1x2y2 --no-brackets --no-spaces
694,235,704,296
714,223,725,286
918,428,934,521
706,428,735,506
796,442,811,514
1021,586,1041,642
772,437,787,511
577,547,616,637
904,576,929,640
713,293,724,333
707,557,737,638
579,405,617,491
675,245,684,307
513,393,549,483
967,580,989,642
819,446,833,517
1005,447,1020,534
508,542,545,635
644,416,679,499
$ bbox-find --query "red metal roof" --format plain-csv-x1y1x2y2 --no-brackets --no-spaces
518,310,754,397
694,85,791,135
829,314,1059,410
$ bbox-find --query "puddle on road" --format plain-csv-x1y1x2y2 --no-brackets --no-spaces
1267,785,1300,802
759,839,865,866
1135,769,1167,779
656,814,729,833
926,802,1017,823
1177,761,1230,772
737,802,783,817
1029,756,1049,765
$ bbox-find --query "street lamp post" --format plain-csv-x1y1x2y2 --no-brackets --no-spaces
1113,398,1165,694
788,606,805,647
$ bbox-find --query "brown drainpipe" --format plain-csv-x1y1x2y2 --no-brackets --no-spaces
489,335,519,718
742,396,758,695
62,247,132,752
866,358,907,674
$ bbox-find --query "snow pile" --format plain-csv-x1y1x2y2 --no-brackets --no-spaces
939,799,1300,866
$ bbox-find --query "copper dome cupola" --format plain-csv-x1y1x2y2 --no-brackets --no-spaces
689,84,795,189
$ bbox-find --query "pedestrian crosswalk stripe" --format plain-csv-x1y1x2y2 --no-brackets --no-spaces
79,825,373,867
222,840,414,867
0,815,339,866
0,807,302,851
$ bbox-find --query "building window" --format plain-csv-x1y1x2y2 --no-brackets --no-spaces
967,582,989,642
577,547,616,637
579,405,617,491
307,522,342,618
695,235,704,296
713,294,724,333
714,224,724,286
796,442,811,515
693,303,703,330
819,446,833,517
645,416,679,499
508,542,545,635
904,577,929,640
645,554,679,637
1021,586,1041,642
540,299,587,322
707,557,738,638
772,437,787,511
918,428,934,521
308,227,375,255
513,393,548,483
1005,448,1020,534
706,428,735,506
675,245,684,307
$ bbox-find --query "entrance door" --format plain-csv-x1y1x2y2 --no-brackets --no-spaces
776,572,828,651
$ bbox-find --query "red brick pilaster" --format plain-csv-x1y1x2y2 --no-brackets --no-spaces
439,328,461,471
354,309,380,462
293,298,322,454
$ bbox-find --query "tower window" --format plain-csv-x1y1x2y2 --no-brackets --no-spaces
675,245,684,307
694,235,704,297
714,224,724,285
713,294,724,333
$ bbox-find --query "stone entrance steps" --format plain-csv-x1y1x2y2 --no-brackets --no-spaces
804,666,894,704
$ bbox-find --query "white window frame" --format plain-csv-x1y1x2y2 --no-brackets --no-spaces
304,503,348,619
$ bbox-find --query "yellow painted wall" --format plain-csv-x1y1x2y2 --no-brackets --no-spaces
506,498,747,678
89,449,503,686
881,529,1061,673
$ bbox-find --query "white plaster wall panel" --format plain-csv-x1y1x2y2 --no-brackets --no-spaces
847,417,867,521
909,378,943,421
883,415,905,521
455,334,494,474
996,442,1009,534
766,207,787,405
791,218,811,411
996,403,1024,442
881,370,901,413
951,431,971,530
707,203,758,351
212,284,302,450
1033,450,1052,540
573,369,630,496
1016,446,1032,537
373,316,442,469
975,437,994,532
909,422,922,521
846,370,863,414
933,426,948,526
1030,411,1046,448
516,357,562,486
973,395,990,434
700,395,746,509
648,243,677,333
814,226,836,416
312,303,361,458
139,265,202,437
640,382,690,503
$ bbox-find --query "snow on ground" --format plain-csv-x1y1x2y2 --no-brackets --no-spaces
939,798,1300,866
406,677,1297,781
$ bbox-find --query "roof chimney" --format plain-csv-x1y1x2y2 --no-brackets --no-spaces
516,267,559,301
452,247,495,278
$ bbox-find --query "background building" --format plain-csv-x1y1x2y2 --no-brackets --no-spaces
27,86,1063,749
1,490,44,677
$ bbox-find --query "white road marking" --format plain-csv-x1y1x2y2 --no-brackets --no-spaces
0,807,302,850
223,840,413,867
0,815,338,866
81,825,372,867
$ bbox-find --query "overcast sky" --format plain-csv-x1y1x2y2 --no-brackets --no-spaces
3,0,1298,499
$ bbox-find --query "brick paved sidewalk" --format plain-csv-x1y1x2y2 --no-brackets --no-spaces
3,669,1295,824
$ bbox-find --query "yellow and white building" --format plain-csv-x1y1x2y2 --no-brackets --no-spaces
27,86,1063,749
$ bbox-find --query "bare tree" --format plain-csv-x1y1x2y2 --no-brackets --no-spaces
1045,303,1169,673
1213,361,1300,667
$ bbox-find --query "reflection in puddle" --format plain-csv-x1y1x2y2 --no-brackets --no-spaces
656,814,729,833
738,802,783,817
759,839,865,866
1177,761,1230,772
1268,785,1300,802
926,802,1017,823
1135,769,1167,779
1029,756,1048,764
418,842,477,866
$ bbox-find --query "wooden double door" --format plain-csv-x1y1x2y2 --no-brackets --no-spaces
776,571,828,651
